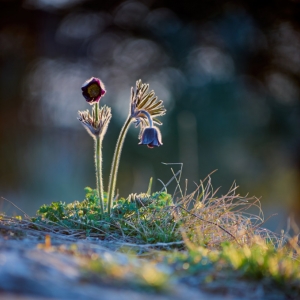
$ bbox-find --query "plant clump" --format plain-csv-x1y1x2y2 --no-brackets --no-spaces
34,187,179,244
33,174,278,250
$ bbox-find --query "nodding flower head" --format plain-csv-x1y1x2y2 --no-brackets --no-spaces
130,80,166,128
81,77,106,105
78,105,111,139
139,126,162,148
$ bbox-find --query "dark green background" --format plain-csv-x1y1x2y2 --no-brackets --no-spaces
0,0,300,231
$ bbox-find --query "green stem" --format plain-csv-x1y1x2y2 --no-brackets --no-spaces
94,103,104,215
95,136,104,215
107,115,132,215
94,103,99,122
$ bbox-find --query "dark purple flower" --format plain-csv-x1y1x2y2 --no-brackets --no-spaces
139,127,163,148
81,77,106,105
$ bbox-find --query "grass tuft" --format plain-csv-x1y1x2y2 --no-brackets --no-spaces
33,175,280,248
164,240,300,297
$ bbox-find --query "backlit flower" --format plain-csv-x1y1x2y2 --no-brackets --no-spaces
130,79,166,128
81,77,106,104
78,105,111,139
139,126,162,148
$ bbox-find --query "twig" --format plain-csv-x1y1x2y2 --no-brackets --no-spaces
161,162,183,198
158,169,181,193
251,213,277,231
110,240,184,249
1,196,30,219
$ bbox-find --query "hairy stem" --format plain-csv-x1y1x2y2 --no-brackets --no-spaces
94,103,104,215
95,136,104,214
107,115,132,215
138,109,153,127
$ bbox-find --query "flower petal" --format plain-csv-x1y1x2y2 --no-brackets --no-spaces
138,126,163,148
81,77,106,104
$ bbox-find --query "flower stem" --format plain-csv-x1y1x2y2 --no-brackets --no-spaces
107,115,132,215
94,103,104,215
138,109,153,127
95,136,104,214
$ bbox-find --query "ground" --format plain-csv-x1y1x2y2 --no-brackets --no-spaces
0,221,295,300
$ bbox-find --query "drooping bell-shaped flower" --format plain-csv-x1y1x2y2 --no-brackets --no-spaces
81,77,106,105
139,126,163,148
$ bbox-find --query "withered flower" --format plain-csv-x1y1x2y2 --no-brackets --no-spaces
81,77,106,104
139,126,162,148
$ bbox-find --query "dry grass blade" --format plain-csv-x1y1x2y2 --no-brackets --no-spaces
1,196,30,218
173,176,280,248
178,205,239,243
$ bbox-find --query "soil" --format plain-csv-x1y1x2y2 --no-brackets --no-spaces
0,222,294,300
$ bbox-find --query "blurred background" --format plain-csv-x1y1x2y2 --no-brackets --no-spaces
0,0,300,232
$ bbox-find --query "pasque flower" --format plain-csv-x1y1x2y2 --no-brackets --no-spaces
78,105,111,139
79,77,109,215
106,80,166,214
139,126,162,148
81,77,106,104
